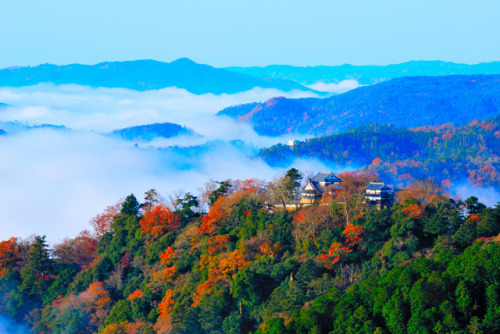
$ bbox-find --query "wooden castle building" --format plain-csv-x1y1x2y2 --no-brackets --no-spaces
364,181,393,209
300,172,342,204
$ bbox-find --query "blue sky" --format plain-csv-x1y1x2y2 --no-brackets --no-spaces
1,0,499,68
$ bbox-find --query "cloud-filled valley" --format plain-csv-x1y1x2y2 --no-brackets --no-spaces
0,85,333,242
0,82,499,243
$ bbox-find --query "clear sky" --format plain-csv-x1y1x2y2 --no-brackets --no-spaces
1,0,499,68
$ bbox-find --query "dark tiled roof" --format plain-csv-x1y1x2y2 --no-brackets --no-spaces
310,172,341,183
365,182,391,191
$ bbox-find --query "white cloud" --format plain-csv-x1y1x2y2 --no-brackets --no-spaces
454,184,500,208
306,79,360,94
0,84,318,133
0,129,337,243
0,85,329,243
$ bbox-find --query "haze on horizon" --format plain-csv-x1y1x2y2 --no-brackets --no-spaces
1,0,499,69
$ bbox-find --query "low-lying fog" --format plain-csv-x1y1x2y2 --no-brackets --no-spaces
0,84,338,243
0,83,497,243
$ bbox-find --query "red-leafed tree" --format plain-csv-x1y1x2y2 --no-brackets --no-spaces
90,202,121,239
207,235,230,255
343,224,365,249
140,205,181,243
0,237,18,276
321,242,351,269
199,196,231,235
52,230,98,269
160,246,175,265
402,204,425,220
128,289,143,301
154,289,175,333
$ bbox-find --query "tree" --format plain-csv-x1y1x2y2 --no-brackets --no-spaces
464,196,486,216
121,194,140,216
174,192,199,221
0,238,19,276
143,188,160,212
285,168,302,201
140,205,181,243
269,168,302,209
209,181,232,206
90,202,121,239
20,235,54,298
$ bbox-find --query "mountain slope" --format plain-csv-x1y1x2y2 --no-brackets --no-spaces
0,58,313,95
108,122,195,141
218,75,500,136
225,60,500,85
259,118,500,188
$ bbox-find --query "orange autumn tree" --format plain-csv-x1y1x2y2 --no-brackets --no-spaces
213,249,249,277
154,289,175,333
192,278,215,307
199,179,264,236
141,205,181,243
149,247,178,292
321,224,365,268
128,289,143,301
199,196,232,235
403,204,425,220
159,246,178,281
320,242,351,269
207,235,230,255
343,224,365,249
0,237,18,276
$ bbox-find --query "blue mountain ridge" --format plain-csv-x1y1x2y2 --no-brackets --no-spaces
0,58,314,95
225,60,500,85
218,74,500,137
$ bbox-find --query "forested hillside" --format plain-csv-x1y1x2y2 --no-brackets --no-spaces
259,118,500,189
218,75,500,136
0,174,499,333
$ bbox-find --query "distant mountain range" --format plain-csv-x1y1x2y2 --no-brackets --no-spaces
0,58,313,95
108,122,196,141
218,75,500,137
225,60,500,85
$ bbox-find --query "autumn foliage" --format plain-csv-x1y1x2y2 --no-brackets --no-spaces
2,172,500,333
0,237,18,276
403,204,425,220
154,289,175,333
141,205,181,241
128,289,143,301
199,196,232,235
342,224,365,249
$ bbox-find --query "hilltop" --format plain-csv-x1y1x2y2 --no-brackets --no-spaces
0,173,499,333
108,122,196,142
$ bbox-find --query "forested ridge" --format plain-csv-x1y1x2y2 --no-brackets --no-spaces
218,75,500,137
0,174,499,333
259,117,500,189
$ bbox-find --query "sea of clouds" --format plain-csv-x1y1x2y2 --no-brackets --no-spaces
0,84,341,243
1,83,497,243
